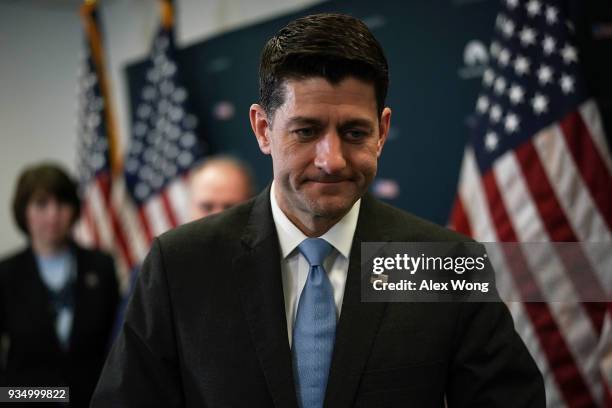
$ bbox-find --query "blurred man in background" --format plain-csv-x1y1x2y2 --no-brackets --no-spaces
111,155,256,340
189,155,256,221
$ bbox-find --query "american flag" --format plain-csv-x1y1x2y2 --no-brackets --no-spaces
75,0,136,277
76,0,204,285
123,0,207,244
449,0,612,406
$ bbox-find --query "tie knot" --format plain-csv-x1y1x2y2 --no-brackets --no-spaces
298,238,332,267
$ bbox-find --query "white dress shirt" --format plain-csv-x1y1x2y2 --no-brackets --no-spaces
270,181,361,347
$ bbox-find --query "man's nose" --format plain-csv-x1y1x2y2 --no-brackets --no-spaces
314,131,347,174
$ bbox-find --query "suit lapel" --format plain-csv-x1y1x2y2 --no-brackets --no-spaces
22,247,64,354
233,187,299,408
233,189,393,407
69,244,87,352
324,194,390,408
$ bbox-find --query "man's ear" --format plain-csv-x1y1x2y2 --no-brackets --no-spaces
376,107,392,157
250,104,272,155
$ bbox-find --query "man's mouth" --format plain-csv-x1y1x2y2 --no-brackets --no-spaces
306,177,352,184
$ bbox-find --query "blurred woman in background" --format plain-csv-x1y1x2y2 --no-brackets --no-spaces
0,162,119,407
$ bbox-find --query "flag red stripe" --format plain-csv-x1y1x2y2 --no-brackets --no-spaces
83,201,100,247
161,189,179,229
559,111,612,230
515,141,606,334
515,141,578,241
449,196,473,237
137,206,155,246
97,174,136,270
482,169,597,407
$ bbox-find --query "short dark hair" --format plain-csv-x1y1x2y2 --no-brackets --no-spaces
259,13,389,119
12,162,81,236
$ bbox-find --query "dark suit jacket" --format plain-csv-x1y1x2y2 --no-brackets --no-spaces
0,243,119,407
92,187,544,407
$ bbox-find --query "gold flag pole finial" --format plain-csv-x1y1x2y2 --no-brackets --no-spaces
160,0,174,30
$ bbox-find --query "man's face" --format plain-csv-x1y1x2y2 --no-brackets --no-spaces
251,77,391,227
189,163,251,220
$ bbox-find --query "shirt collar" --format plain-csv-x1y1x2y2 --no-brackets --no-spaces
35,249,75,292
270,181,360,259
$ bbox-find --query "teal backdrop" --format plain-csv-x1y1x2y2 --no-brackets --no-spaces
126,0,611,226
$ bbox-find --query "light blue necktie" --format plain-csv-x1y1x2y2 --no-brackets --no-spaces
293,238,336,408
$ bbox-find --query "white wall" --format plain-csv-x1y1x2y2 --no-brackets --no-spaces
0,0,324,256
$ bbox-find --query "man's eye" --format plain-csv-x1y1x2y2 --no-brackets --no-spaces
345,130,368,140
200,203,214,212
293,128,316,139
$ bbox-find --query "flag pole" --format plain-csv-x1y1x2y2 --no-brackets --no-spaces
80,0,123,176
160,0,174,30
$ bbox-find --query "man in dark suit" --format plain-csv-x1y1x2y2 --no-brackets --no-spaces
92,13,545,407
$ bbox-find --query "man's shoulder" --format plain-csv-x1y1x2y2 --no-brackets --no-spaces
158,196,256,250
363,195,472,243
